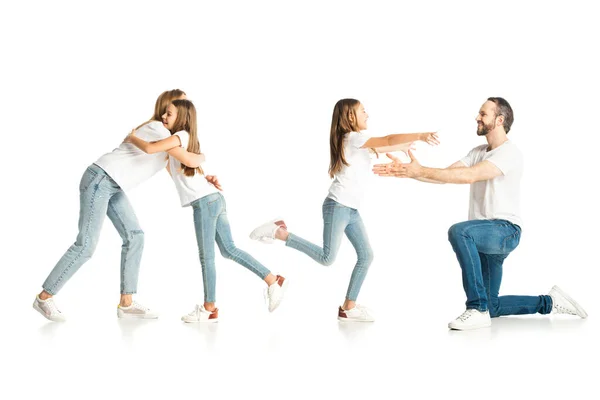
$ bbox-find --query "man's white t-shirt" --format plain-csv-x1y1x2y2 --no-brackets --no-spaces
168,130,217,207
460,140,523,227
94,121,170,191
327,131,372,209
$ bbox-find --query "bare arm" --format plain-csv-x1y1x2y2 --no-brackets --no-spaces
125,130,205,168
363,132,439,152
385,151,502,184
413,161,465,184
166,147,206,168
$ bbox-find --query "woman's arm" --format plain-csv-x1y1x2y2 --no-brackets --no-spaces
166,147,206,168
125,129,205,168
125,130,180,154
362,132,439,152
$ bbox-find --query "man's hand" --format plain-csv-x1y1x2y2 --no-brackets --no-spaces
372,150,423,178
205,175,223,191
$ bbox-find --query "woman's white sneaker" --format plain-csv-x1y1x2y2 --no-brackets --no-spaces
117,301,159,319
33,296,66,322
250,219,284,242
548,285,588,318
181,304,219,323
337,304,375,322
265,275,288,312
448,309,491,330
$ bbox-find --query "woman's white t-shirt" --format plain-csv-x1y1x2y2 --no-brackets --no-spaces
327,131,372,209
95,121,170,191
168,130,217,207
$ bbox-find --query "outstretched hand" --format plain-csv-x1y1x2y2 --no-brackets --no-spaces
372,150,422,178
421,131,440,146
205,175,223,191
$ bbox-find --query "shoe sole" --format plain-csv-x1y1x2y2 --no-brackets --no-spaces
448,322,491,330
117,312,159,319
552,285,588,318
181,318,219,323
337,317,375,322
268,279,289,312
33,300,66,322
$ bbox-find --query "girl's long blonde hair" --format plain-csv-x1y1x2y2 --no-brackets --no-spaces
169,99,203,177
328,98,361,178
135,89,186,130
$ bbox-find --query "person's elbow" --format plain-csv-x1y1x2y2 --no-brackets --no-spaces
185,157,200,168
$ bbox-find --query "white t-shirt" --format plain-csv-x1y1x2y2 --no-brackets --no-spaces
327,131,373,209
95,121,170,191
168,130,217,207
460,141,523,227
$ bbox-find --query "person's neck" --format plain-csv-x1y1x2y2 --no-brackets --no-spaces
485,130,509,151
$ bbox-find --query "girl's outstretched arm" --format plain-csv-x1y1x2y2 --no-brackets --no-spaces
362,131,439,153
125,130,205,168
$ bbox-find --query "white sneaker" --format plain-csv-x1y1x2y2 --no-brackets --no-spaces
117,301,159,319
33,295,66,322
250,219,283,243
448,309,491,330
181,304,219,323
548,285,588,318
337,304,375,322
265,275,288,312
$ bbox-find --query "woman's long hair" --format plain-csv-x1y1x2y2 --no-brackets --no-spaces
170,99,203,177
135,89,186,130
328,98,361,178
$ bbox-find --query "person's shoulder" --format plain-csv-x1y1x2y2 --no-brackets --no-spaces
174,130,190,138
499,140,523,156
470,144,488,154
140,120,170,136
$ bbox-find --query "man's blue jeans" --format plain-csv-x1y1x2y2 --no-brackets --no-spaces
448,219,552,316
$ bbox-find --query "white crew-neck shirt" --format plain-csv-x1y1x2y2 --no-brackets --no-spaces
95,121,170,191
327,131,372,209
168,130,217,207
460,140,523,227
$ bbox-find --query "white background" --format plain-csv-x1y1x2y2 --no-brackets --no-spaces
1,1,598,399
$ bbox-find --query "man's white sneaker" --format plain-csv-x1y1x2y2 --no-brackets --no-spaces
33,295,66,322
338,304,375,322
548,285,588,318
448,309,491,330
265,275,288,312
250,219,283,242
181,304,219,323
117,301,159,319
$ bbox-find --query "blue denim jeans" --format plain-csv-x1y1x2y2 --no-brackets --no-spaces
448,219,552,316
191,192,270,303
285,197,373,301
43,164,145,295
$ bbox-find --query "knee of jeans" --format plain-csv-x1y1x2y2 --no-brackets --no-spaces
79,238,99,259
321,253,336,266
448,223,467,244
218,244,236,260
358,248,374,266
128,229,144,243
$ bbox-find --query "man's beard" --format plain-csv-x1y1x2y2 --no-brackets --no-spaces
477,121,495,136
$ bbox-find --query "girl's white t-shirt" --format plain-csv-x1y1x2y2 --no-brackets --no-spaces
460,140,523,227
168,130,217,207
327,131,372,209
95,121,170,191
